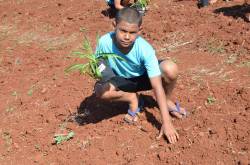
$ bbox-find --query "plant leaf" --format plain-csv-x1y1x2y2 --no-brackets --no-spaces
82,36,93,54
64,63,89,73
89,62,97,78
99,53,125,61
96,32,100,46
66,131,75,139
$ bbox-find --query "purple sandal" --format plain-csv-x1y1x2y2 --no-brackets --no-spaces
169,101,188,118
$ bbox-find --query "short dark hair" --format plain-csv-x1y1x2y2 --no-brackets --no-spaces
115,7,142,26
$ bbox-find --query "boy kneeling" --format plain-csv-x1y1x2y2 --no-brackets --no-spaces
95,7,186,143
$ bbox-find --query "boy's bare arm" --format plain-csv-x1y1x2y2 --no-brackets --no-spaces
150,76,179,144
114,0,124,10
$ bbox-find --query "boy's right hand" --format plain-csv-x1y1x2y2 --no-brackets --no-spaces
157,122,179,144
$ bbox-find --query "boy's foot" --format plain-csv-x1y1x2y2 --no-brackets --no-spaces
124,95,144,124
168,102,187,119
124,108,140,124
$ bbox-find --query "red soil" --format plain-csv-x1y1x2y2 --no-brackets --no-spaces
0,0,249,164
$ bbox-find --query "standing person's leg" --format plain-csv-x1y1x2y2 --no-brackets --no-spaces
121,0,131,6
243,0,250,22
159,60,186,118
245,13,250,22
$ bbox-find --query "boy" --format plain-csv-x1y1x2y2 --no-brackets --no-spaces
106,0,132,10
95,7,186,144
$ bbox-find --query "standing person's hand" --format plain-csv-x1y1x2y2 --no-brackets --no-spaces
157,122,179,144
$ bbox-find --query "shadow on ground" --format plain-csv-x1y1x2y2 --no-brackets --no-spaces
72,93,159,126
101,8,116,19
214,4,250,22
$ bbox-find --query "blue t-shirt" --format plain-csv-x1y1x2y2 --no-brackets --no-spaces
96,32,161,78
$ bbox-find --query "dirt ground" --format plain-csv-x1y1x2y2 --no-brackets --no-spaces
0,0,249,164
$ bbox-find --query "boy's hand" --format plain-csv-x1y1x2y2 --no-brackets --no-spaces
157,122,179,144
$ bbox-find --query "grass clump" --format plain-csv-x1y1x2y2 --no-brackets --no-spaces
54,131,75,144
206,95,216,105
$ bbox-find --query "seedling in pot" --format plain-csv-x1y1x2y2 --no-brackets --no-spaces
65,36,124,80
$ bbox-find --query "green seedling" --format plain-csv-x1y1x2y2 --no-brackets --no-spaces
54,131,75,144
207,95,216,105
131,0,150,8
65,36,124,79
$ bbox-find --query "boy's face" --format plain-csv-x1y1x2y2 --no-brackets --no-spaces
113,20,142,49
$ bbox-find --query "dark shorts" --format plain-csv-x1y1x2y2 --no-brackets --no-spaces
96,59,165,93
108,73,152,93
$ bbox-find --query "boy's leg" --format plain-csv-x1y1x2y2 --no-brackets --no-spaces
95,82,139,114
160,60,186,118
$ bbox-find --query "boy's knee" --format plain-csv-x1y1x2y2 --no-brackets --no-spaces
160,60,179,81
94,82,114,99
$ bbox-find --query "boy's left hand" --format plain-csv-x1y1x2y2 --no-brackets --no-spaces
157,122,179,144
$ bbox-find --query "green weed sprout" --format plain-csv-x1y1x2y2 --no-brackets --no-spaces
207,95,216,105
54,131,75,144
65,36,123,79
131,0,150,9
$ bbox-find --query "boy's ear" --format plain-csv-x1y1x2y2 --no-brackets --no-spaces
112,21,116,29
138,26,143,34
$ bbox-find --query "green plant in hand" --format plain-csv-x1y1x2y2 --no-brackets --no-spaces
65,36,123,79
